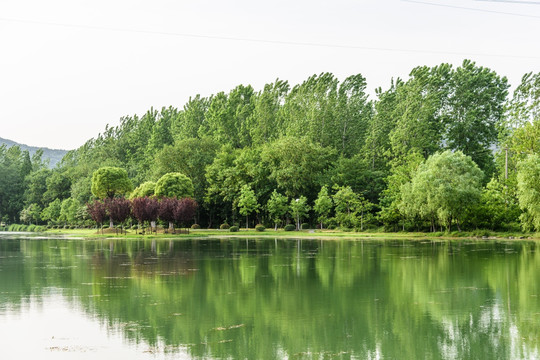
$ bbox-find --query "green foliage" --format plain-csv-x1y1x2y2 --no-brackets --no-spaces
255,224,265,232
59,198,81,224
313,186,333,229
261,137,336,198
191,224,201,229
237,184,259,229
154,173,194,199
91,167,133,199
332,186,373,230
130,181,156,198
229,225,239,232
220,223,230,230
300,223,310,230
19,203,41,225
1,67,534,232
284,224,296,231
266,190,288,230
516,154,540,231
289,196,310,230
400,150,484,231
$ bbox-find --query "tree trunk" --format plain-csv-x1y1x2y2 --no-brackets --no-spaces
109,217,114,229
246,215,249,230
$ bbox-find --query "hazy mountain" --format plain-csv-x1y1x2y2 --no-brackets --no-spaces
0,137,68,168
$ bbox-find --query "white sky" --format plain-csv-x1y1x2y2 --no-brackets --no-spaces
1,0,540,150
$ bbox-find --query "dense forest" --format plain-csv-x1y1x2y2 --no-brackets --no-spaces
1,59,539,232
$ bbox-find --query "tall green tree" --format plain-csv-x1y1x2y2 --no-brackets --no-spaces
516,154,540,231
261,137,336,198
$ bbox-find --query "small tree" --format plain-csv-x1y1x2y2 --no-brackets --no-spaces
105,197,132,234
59,198,80,226
333,186,360,229
91,167,133,199
87,200,107,233
289,196,310,230
314,186,333,229
41,198,61,224
131,196,159,233
20,203,41,225
130,181,156,198
159,197,179,232
266,190,288,230
155,173,194,198
91,167,133,227
174,198,198,230
238,184,259,229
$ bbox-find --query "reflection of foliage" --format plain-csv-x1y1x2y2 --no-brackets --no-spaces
1,237,539,359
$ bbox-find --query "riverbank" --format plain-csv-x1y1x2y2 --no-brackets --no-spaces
34,228,539,241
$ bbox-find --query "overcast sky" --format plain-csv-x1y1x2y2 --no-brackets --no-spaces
1,0,540,150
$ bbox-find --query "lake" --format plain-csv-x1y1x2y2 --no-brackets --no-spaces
0,233,538,359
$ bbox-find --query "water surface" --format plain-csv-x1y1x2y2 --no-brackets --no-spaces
0,233,539,359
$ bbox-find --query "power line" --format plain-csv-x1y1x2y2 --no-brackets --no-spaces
402,0,540,18
0,16,539,60
475,0,540,5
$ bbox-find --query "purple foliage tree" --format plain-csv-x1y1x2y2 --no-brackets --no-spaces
174,197,198,230
131,197,159,234
86,200,107,233
159,197,179,232
105,197,132,234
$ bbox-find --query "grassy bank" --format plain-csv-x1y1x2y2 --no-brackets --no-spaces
36,227,540,241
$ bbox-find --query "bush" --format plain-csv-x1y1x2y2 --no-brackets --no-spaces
301,223,310,230
220,223,230,230
255,224,265,232
284,224,296,231
327,225,337,230
229,226,239,232
191,224,201,229
341,227,353,232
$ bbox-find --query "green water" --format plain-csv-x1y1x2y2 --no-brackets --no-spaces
0,234,539,359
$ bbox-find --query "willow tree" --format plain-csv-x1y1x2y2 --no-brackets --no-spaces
400,150,484,231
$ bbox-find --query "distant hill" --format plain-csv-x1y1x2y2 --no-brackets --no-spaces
0,137,68,168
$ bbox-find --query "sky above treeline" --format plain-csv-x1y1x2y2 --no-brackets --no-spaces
1,0,540,150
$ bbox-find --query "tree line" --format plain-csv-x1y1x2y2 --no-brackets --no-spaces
1,59,539,232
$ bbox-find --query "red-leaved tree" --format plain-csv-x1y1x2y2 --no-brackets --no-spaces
87,200,107,233
131,197,159,233
105,197,132,234
159,197,178,233
174,197,198,230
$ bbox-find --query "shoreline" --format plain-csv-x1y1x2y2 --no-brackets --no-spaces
3,228,537,241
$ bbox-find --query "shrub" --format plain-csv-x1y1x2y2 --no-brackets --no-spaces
191,224,201,229
255,224,265,232
284,224,296,231
327,225,337,230
220,223,230,230
301,223,310,230
229,226,239,232
341,227,353,232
